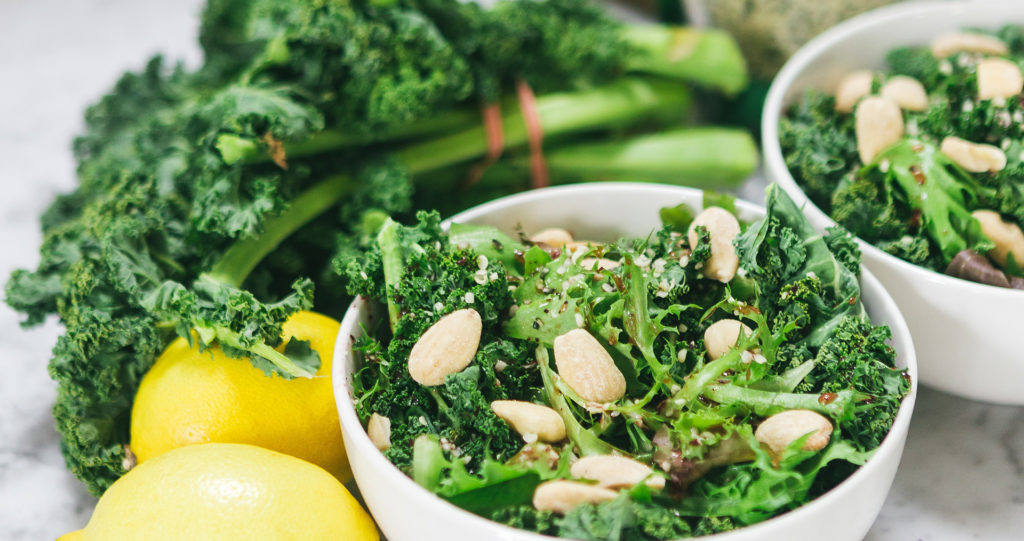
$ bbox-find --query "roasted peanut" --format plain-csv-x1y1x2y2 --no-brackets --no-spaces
930,32,1008,58
687,207,741,283
570,455,665,490
491,400,567,443
532,480,619,514
704,319,754,360
408,308,481,386
553,329,626,403
973,210,1024,269
977,57,1024,100
940,136,1007,173
834,70,874,113
367,413,392,451
755,409,833,459
530,228,574,246
880,76,928,111
856,96,904,163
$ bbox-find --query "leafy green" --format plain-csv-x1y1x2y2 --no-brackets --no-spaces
782,28,1024,282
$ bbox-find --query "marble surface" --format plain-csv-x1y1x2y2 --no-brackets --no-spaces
1,1,1022,540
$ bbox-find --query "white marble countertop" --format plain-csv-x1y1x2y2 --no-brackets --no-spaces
1,1,1022,539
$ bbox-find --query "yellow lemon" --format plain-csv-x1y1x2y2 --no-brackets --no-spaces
130,311,351,481
68,443,377,541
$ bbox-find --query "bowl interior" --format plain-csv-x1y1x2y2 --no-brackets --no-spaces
762,0,1024,297
333,183,918,540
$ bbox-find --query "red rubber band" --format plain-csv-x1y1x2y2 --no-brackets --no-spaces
516,79,549,188
463,103,505,188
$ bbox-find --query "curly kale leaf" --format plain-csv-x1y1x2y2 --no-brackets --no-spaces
803,316,909,451
778,89,859,210
735,185,865,347
868,138,994,263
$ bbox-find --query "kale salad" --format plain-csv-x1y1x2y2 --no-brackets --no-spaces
780,26,1024,289
344,185,910,539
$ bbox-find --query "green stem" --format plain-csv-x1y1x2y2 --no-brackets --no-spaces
377,218,404,330
396,76,692,174
206,76,691,288
622,25,748,95
537,347,617,457
702,385,865,420
205,173,355,287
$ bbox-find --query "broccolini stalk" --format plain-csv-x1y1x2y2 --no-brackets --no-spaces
622,25,748,95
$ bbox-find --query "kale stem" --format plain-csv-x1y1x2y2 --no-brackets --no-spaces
395,76,691,174
377,218,404,330
207,77,691,289
205,173,355,287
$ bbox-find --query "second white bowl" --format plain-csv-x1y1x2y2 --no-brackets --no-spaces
762,0,1024,404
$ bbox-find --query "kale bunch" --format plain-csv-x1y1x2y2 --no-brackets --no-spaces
5,0,754,495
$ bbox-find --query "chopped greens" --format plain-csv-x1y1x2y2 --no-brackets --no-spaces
348,185,910,539
780,25,1024,289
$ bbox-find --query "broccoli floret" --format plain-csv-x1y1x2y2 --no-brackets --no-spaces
490,506,558,535
693,516,737,536
886,46,943,88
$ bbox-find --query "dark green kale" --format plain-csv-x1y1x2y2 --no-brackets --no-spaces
777,90,858,210
784,27,1024,280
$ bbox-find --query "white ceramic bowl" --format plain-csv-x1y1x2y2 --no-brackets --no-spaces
763,0,1024,405
333,183,918,541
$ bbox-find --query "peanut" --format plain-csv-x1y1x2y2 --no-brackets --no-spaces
490,400,567,443
930,32,1008,58
687,207,741,283
940,136,1007,173
367,413,392,451
755,409,833,459
579,257,620,271
553,329,626,403
704,319,754,360
570,455,665,491
973,210,1024,269
856,96,904,164
834,70,874,113
408,308,482,386
880,76,929,111
532,480,619,514
977,57,1024,100
530,228,574,247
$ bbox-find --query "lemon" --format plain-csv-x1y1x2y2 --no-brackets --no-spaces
68,443,377,541
130,311,351,481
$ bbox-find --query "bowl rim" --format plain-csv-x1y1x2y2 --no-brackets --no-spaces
761,0,1024,298
333,182,918,540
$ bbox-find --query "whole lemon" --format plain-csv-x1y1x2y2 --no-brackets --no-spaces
68,443,377,541
130,311,351,481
